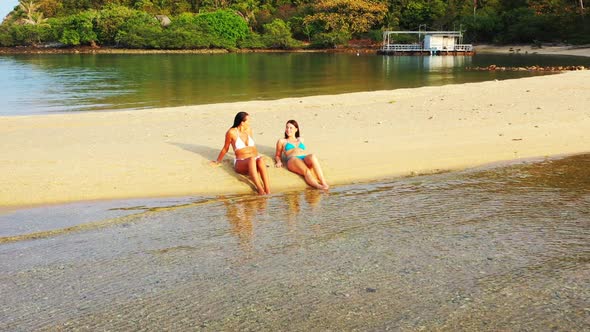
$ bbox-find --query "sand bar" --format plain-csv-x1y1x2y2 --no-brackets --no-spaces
1,69,590,208
475,43,590,57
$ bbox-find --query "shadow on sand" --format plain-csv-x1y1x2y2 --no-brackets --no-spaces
169,142,275,193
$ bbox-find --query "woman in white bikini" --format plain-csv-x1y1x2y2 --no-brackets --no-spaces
212,112,271,195
274,119,329,190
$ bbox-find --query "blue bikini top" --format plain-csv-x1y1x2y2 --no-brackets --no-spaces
285,140,305,151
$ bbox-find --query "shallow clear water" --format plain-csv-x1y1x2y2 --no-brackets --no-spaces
1,53,589,115
1,154,588,330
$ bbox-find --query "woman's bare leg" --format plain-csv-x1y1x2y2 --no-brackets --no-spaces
287,157,323,189
235,158,266,195
256,157,271,194
248,157,266,194
304,154,329,189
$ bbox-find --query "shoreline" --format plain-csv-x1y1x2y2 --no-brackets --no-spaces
0,46,368,55
2,154,587,331
474,43,590,58
1,43,589,57
0,151,583,215
1,70,589,208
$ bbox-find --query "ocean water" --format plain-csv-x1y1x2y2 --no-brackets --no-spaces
1,53,589,115
1,154,588,330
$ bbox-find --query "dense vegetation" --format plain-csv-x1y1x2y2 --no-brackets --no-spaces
1,0,588,50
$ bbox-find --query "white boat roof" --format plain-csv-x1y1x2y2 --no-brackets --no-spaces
384,31,463,36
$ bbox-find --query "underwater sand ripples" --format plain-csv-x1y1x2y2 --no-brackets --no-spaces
1,155,589,330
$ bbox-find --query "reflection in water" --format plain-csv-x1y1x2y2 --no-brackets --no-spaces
0,154,588,330
281,190,324,241
223,196,267,251
422,55,469,71
222,190,323,253
0,56,133,114
2,53,589,115
282,189,322,218
381,54,471,73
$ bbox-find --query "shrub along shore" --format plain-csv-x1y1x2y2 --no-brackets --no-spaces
0,45,377,54
1,1,589,52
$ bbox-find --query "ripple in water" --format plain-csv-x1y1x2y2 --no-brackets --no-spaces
2,53,590,115
0,154,588,330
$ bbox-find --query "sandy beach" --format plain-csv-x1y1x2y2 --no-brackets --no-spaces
1,47,589,331
475,43,590,57
1,66,589,208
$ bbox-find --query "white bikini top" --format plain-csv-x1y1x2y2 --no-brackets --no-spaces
235,132,255,151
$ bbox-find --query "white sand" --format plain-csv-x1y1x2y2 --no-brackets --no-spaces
1,69,589,208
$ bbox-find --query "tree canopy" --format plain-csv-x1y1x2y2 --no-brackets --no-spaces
1,0,588,49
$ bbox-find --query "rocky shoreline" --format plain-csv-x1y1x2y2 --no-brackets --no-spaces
467,64,587,72
2,43,589,57
0,46,230,54
0,45,378,55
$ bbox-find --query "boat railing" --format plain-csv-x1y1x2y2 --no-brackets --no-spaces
381,44,473,52
381,44,423,52
454,44,473,51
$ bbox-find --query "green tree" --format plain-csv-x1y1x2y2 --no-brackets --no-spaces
56,11,98,45
194,9,249,47
311,30,352,48
262,18,300,48
0,25,15,46
199,0,231,10
233,0,261,26
132,0,159,13
35,0,63,18
95,5,138,45
9,23,51,45
1,0,589,47
398,0,446,29
114,11,162,48
161,12,213,48
238,31,266,48
461,7,502,42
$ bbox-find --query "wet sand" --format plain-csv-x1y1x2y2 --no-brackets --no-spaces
2,46,589,331
1,69,590,208
1,154,588,330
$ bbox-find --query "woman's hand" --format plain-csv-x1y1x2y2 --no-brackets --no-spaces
210,160,222,167
275,139,285,169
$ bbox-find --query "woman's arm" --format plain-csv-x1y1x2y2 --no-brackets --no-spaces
212,129,233,165
274,139,284,167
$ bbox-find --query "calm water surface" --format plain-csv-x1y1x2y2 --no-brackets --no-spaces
1,154,588,330
1,53,589,115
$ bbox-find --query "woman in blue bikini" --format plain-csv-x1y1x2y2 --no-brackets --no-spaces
274,119,329,190
212,112,271,195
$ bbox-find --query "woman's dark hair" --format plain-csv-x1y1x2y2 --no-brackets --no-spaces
285,119,300,139
232,112,249,128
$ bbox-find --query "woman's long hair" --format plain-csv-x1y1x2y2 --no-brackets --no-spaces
232,112,249,128
285,119,300,139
